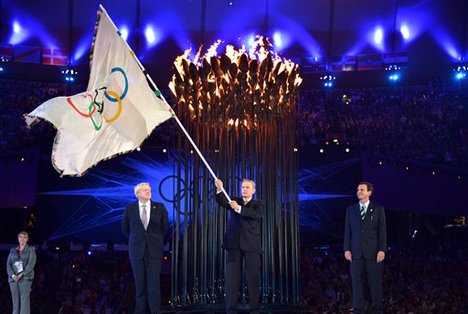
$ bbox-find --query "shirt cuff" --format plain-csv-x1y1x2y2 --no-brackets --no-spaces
216,188,222,194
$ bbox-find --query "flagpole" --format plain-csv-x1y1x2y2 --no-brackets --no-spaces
98,5,231,202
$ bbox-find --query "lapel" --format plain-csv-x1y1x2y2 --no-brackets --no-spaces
149,201,160,224
355,203,362,218
367,202,375,220
133,202,145,229
133,202,140,217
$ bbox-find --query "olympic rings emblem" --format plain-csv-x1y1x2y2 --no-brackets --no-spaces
66,67,128,131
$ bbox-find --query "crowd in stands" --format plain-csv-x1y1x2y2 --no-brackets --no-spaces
1,78,466,166
0,79,65,150
297,86,467,166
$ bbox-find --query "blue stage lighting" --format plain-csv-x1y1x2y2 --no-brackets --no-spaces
247,34,256,48
119,26,129,41
374,28,383,45
145,26,156,44
385,64,401,82
144,25,162,48
320,74,336,88
13,21,21,34
273,32,283,49
271,30,291,52
367,26,385,52
400,24,410,40
73,33,93,63
43,152,179,241
388,74,399,81
9,20,29,45
453,64,467,80
61,67,78,83
73,45,87,63
9,11,58,47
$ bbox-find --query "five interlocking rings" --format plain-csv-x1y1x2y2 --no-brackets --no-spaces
66,67,128,131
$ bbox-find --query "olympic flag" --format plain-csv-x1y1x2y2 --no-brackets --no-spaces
25,11,172,176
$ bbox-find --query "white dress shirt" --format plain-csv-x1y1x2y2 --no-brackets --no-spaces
139,201,151,227
360,200,370,215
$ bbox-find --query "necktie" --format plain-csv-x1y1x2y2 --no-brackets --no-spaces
360,205,366,220
141,204,147,229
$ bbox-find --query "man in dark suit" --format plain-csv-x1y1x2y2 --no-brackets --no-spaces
122,182,168,314
344,181,387,314
214,178,263,314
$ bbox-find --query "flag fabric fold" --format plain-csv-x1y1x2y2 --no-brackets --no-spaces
26,11,172,176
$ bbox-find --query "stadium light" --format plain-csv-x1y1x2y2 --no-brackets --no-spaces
119,26,129,41
453,64,467,81
61,67,78,82
385,64,401,82
320,74,336,88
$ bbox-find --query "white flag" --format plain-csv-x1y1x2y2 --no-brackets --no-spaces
26,11,172,176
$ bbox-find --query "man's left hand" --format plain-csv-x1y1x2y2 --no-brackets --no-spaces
229,200,241,213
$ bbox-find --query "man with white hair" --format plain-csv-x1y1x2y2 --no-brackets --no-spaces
122,182,168,314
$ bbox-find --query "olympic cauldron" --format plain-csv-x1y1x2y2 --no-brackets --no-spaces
167,37,303,309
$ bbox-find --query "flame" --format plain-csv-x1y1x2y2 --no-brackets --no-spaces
204,40,222,62
294,75,303,87
225,45,246,62
170,36,302,130
168,80,176,97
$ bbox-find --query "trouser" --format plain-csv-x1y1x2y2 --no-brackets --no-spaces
130,249,163,314
9,279,33,314
350,258,384,314
225,249,261,314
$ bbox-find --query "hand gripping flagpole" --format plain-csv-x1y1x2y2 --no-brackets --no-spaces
99,5,231,202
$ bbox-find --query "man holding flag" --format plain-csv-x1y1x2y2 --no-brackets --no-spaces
24,6,239,313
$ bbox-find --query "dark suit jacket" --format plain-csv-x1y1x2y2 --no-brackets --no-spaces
122,201,168,260
216,192,263,253
343,201,387,259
